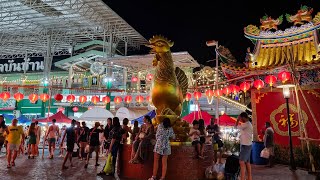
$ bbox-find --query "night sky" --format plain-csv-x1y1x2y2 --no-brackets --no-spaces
105,0,320,66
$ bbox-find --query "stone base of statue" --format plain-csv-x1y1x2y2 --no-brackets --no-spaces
119,143,214,180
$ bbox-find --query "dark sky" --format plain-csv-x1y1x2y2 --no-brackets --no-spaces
105,0,320,66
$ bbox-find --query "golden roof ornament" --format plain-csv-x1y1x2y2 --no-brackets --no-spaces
149,35,174,47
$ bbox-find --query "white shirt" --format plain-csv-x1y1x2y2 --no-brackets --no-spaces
236,121,253,146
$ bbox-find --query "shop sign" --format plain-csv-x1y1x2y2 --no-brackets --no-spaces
0,58,44,73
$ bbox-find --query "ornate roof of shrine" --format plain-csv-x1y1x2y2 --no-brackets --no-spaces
222,6,320,79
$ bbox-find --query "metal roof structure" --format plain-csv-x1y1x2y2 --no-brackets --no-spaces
0,0,147,59
55,51,200,73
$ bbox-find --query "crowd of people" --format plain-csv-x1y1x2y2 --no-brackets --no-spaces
0,111,275,180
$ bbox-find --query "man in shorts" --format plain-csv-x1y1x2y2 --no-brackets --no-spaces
60,119,76,170
78,122,89,160
5,119,25,168
235,112,253,180
45,119,59,159
85,122,103,168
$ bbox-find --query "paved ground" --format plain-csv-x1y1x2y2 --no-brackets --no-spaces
0,150,318,180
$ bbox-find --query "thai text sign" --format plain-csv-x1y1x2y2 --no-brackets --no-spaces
0,58,44,73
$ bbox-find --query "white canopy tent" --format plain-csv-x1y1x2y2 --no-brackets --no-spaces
116,107,148,124
78,107,114,126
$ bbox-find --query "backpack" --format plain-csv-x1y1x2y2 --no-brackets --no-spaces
225,155,240,175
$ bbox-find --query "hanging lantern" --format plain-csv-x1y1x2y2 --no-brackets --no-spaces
66,94,75,103
58,107,64,112
14,92,24,102
91,96,100,104
223,87,231,96
135,95,144,103
102,96,111,104
29,93,38,103
278,71,291,83
72,106,79,112
0,92,10,102
79,95,87,104
54,94,63,102
253,79,265,90
185,93,192,101
114,96,122,104
205,89,214,97
230,85,240,94
131,76,138,82
40,93,50,102
215,89,222,96
240,82,251,92
146,74,153,81
146,96,151,103
265,75,277,87
124,95,132,104
193,91,202,100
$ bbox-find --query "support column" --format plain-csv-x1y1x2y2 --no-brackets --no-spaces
68,65,73,88
41,35,52,117
123,68,127,91
124,41,128,56
106,34,113,110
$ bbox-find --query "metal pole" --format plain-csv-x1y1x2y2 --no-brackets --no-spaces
286,97,296,171
215,42,219,124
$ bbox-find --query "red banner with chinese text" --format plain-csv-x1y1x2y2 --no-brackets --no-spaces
253,89,320,146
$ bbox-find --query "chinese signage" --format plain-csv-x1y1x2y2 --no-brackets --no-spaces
0,58,44,73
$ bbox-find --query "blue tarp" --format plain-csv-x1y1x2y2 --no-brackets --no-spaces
3,114,31,124
131,110,156,125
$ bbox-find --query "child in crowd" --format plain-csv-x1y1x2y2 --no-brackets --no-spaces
189,120,203,159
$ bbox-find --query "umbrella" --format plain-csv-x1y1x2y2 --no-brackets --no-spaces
3,114,31,124
181,110,212,125
33,111,72,123
218,114,238,126
131,110,156,125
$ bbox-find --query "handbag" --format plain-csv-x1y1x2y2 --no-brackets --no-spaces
260,148,270,159
73,143,79,152
103,153,113,174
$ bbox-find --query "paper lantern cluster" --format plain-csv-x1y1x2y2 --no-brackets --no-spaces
184,71,292,101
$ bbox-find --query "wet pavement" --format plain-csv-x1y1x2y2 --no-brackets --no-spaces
0,150,317,180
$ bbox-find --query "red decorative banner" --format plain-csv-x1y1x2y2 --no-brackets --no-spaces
253,89,320,146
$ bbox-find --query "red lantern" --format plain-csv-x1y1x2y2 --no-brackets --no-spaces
114,96,122,104
102,96,111,104
278,71,291,83
124,95,132,103
29,93,38,103
72,106,79,112
223,87,231,95
40,93,50,102
265,75,277,87
185,93,192,101
136,95,144,103
230,85,240,94
193,91,202,100
91,96,100,104
205,90,214,97
253,79,265,90
54,94,63,102
14,92,24,102
79,95,87,104
146,74,153,81
58,107,64,112
240,82,251,92
146,96,151,103
66,94,75,103
131,76,138,82
0,92,10,102
215,89,222,96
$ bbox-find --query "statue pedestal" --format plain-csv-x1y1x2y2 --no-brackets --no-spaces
119,143,214,180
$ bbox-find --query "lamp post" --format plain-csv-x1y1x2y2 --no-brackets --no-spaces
278,84,296,171
104,76,113,110
206,40,219,124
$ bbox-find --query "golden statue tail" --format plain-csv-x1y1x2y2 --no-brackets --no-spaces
175,67,188,98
